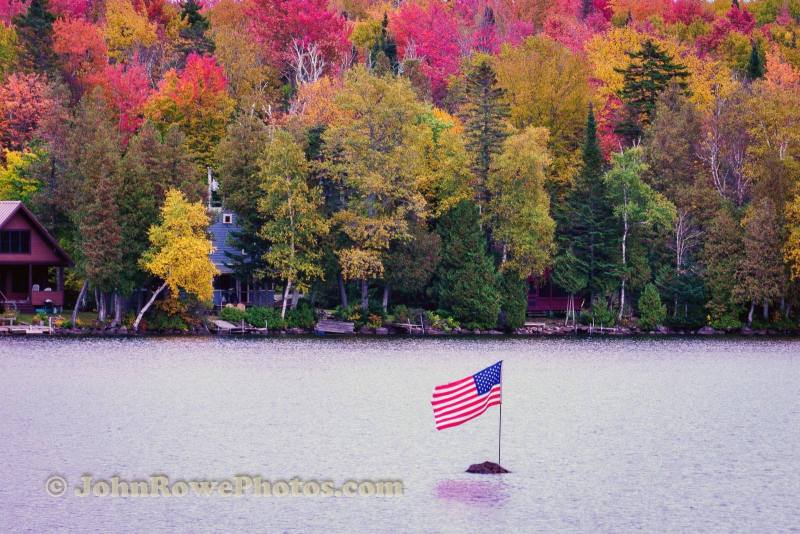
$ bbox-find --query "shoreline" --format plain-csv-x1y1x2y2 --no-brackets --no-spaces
3,323,799,338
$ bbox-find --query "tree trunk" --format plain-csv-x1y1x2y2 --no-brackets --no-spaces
71,280,88,326
747,300,755,326
618,213,628,322
762,300,768,321
291,287,300,310
281,279,292,319
111,291,123,327
361,279,368,310
338,274,348,308
97,290,106,323
132,282,168,331
382,285,390,312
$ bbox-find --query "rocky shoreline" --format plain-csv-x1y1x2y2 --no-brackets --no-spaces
4,322,798,337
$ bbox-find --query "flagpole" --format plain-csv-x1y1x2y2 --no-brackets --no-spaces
498,361,503,465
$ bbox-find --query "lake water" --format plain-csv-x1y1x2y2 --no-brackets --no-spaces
1,336,799,533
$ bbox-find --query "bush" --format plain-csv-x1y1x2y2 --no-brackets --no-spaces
425,310,459,331
579,297,616,326
638,283,667,330
245,306,286,330
710,314,742,330
498,272,527,330
285,301,316,329
391,304,410,323
219,306,246,323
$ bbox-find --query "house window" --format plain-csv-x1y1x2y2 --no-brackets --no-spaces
222,214,233,224
0,230,31,254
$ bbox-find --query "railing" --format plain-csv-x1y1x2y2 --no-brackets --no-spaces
31,289,64,306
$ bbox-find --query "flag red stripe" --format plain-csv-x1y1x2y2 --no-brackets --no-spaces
434,389,502,424
433,384,501,419
433,375,472,392
436,399,502,430
432,381,473,398
431,385,477,406
432,386,484,412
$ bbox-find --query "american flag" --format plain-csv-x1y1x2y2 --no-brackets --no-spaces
431,361,502,431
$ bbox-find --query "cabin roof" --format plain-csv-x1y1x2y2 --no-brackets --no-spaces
0,201,72,265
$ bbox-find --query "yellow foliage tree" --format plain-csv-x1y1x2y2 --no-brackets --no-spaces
415,108,474,216
104,0,159,61
586,27,737,112
487,126,555,277
132,189,218,330
495,35,588,186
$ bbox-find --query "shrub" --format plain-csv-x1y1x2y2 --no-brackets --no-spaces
580,297,616,326
638,283,667,330
391,304,410,323
219,306,246,323
285,301,316,329
425,310,460,331
710,314,742,330
245,306,286,330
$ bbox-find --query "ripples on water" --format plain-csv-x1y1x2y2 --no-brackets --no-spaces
0,336,799,533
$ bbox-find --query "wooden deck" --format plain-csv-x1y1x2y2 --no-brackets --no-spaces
314,319,355,334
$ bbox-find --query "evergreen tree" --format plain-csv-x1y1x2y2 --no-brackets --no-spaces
638,283,666,330
461,56,509,211
67,93,124,323
498,270,527,330
746,41,765,81
435,200,500,329
179,0,215,59
702,207,744,327
557,105,617,305
614,40,689,142
370,13,398,74
13,0,57,73
581,0,594,19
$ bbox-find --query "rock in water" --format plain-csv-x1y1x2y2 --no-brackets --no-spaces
466,461,509,474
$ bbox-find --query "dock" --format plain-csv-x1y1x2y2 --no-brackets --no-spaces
314,319,355,334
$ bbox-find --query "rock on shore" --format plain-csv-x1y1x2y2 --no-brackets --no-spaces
466,461,509,474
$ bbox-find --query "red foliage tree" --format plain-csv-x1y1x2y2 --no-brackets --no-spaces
95,62,151,140
0,0,24,24
701,5,756,52
53,18,108,94
49,0,89,18
390,2,461,102
246,0,349,79
0,72,52,151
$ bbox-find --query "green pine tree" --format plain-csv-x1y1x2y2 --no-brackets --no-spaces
638,283,667,330
746,41,765,81
461,56,510,211
13,0,57,73
370,13,398,74
498,270,527,330
557,105,618,305
614,40,689,142
435,200,500,330
179,0,215,59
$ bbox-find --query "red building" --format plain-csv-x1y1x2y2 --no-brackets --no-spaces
527,271,576,315
0,201,71,313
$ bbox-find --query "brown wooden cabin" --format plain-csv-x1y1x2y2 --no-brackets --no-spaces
0,201,72,313
527,270,574,315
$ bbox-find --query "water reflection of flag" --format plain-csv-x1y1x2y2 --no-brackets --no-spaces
431,361,502,431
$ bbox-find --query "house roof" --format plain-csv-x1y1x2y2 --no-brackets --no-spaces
0,201,73,265
209,211,245,274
